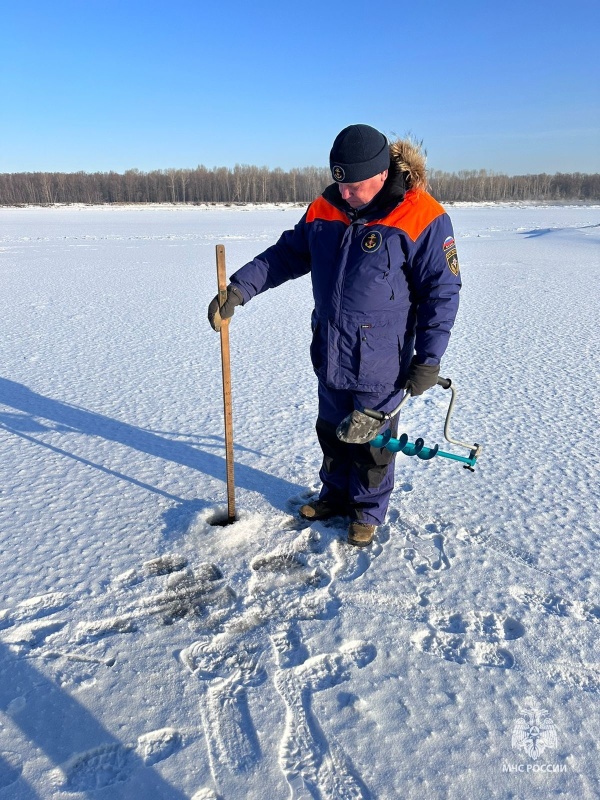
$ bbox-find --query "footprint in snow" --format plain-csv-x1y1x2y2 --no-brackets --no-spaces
510,587,600,624
178,524,364,791
412,628,516,669
140,563,236,625
72,616,138,644
55,728,182,792
410,605,522,670
111,551,189,589
331,522,391,583
401,523,451,575
350,590,524,639
272,627,376,800
0,591,72,632
6,554,237,687
348,590,523,670
544,662,600,694
181,634,266,778
109,557,236,629
246,531,337,623
431,609,525,641
143,553,189,576
1,619,67,653
0,594,72,660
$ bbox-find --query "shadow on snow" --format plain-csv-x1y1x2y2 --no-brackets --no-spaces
0,378,301,525
0,641,189,798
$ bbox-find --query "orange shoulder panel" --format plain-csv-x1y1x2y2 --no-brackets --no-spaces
306,196,349,225
376,189,445,241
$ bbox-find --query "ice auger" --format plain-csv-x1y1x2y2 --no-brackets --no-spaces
336,377,482,472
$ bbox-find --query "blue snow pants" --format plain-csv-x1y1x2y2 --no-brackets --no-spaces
316,383,404,526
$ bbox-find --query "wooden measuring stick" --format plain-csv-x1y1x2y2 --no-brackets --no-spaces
215,244,236,523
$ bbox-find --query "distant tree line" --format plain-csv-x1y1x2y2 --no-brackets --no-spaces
0,165,598,206
429,169,600,203
0,165,330,206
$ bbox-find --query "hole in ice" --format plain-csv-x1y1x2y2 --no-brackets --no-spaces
207,510,238,527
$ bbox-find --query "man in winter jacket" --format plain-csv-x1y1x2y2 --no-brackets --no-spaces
208,124,461,547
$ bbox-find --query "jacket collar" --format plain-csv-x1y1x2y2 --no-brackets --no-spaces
322,167,407,222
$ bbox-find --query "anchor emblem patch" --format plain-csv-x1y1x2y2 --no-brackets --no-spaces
361,230,382,253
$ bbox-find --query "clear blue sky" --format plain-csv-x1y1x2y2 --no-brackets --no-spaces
1,0,598,175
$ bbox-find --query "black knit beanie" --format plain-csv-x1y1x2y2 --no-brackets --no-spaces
329,124,390,183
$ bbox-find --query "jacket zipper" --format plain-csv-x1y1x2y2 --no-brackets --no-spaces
336,221,362,379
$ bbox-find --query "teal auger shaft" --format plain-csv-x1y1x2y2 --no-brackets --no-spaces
370,432,478,470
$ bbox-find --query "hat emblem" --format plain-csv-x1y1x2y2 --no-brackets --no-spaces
332,165,345,182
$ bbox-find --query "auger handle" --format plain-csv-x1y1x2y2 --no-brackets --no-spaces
362,408,386,422
361,376,453,427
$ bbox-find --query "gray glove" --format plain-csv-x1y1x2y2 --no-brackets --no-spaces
405,361,440,396
208,284,244,331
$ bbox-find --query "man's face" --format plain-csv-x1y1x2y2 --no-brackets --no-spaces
338,170,388,208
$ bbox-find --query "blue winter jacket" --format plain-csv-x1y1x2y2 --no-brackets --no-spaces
230,175,461,394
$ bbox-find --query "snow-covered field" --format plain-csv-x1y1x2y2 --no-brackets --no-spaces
0,203,598,800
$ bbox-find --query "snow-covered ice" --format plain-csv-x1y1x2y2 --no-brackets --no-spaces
0,203,599,799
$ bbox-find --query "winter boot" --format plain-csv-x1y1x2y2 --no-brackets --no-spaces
348,521,376,547
299,499,344,521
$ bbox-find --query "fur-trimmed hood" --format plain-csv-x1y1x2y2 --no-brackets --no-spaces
388,137,427,192
372,136,428,210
